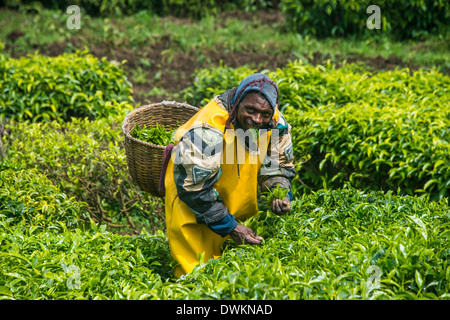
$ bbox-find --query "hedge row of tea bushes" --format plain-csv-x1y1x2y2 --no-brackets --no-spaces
0,161,88,228
3,113,165,233
282,63,450,201
2,174,449,299
182,61,450,201
186,187,450,299
0,162,177,299
0,46,181,298
0,49,164,232
0,50,133,122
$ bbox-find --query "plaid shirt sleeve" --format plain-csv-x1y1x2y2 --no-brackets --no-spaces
258,111,297,197
173,124,237,236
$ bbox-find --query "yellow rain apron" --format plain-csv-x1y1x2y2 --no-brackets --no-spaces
164,98,279,277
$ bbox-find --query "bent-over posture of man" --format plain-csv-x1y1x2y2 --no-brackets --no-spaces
164,73,296,277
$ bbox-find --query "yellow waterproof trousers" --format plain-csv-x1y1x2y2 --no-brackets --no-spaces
164,99,278,278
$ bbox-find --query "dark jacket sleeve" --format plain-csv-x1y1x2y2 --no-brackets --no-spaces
258,111,296,197
173,125,237,236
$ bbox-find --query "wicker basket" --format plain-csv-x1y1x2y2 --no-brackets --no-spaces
122,101,199,197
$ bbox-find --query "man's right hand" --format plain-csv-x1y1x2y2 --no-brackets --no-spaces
229,224,263,245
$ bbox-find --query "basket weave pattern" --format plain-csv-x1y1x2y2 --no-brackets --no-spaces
122,101,199,197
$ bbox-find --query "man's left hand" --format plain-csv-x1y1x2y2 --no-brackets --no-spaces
271,195,291,215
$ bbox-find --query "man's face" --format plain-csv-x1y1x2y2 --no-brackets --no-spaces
236,92,273,131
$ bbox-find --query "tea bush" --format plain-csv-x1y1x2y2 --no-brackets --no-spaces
182,61,450,200
182,186,450,299
0,160,175,299
0,50,133,122
0,161,88,228
287,95,450,200
280,0,450,39
0,218,175,299
279,63,450,200
1,185,448,299
2,111,165,233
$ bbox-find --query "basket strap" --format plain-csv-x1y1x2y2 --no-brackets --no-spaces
158,143,174,195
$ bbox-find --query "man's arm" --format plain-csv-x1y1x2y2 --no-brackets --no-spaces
174,125,238,237
258,112,297,214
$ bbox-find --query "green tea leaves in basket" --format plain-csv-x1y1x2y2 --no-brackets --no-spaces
131,123,174,146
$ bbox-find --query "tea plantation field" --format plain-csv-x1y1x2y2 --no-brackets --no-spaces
1,168,449,299
1,2,449,302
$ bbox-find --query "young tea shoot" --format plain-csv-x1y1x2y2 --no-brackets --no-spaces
261,185,290,209
242,185,291,238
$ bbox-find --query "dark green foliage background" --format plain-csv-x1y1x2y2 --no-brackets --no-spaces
4,0,449,39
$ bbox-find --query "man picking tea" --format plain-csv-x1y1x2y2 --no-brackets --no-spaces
164,73,296,277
